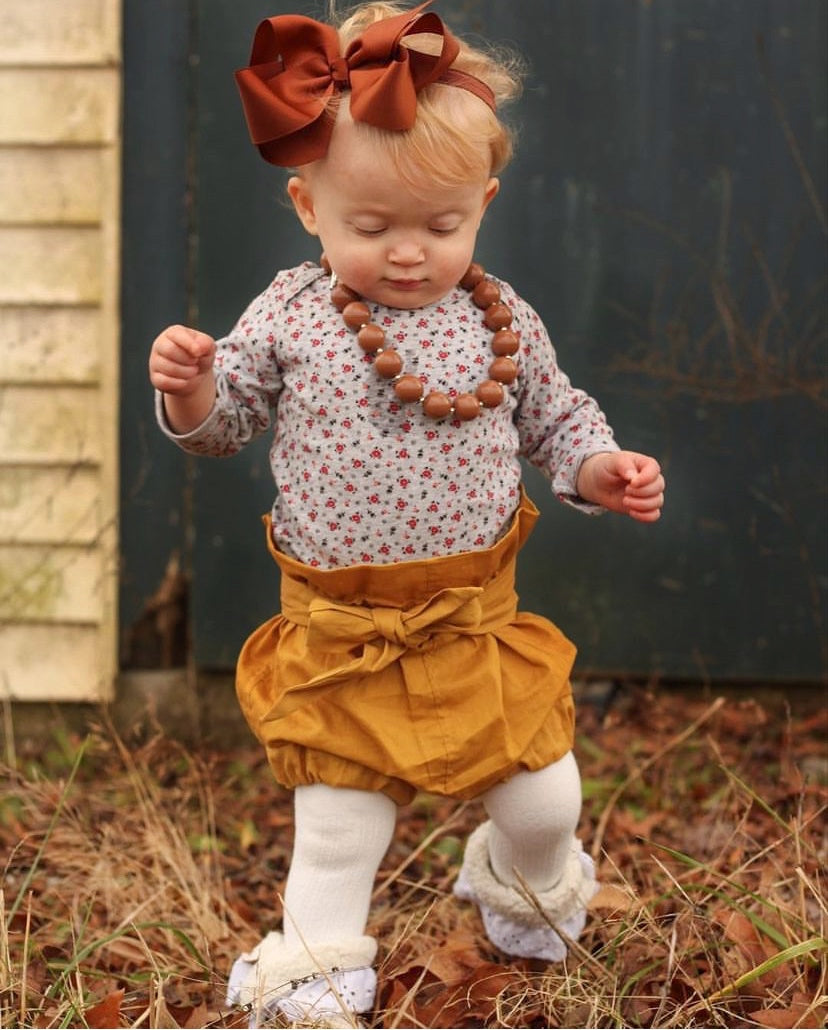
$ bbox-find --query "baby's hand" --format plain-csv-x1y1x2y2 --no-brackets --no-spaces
577,451,665,523
149,325,216,396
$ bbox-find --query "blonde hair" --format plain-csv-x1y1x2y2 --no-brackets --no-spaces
326,1,523,189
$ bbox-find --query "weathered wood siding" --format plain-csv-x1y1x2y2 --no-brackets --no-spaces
0,0,121,701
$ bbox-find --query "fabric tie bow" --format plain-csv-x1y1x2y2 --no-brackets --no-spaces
280,584,487,694
305,585,484,651
234,0,496,167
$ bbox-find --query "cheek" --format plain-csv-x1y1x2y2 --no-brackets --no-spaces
325,247,377,291
440,236,478,279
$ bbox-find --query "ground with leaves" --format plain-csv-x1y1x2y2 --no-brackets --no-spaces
1,684,826,1028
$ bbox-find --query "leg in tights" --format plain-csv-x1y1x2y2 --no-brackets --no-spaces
480,750,583,893
282,784,397,947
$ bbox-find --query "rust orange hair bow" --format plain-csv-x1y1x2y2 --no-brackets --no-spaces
234,1,496,167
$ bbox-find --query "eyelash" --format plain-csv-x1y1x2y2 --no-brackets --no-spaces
354,226,459,237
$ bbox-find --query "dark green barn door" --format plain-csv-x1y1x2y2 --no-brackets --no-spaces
123,0,827,682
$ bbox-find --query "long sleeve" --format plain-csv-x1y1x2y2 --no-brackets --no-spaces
154,265,322,456
505,284,619,512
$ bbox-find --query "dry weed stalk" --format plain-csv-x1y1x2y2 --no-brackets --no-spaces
1,693,826,1028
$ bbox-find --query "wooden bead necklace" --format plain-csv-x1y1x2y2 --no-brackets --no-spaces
321,256,519,421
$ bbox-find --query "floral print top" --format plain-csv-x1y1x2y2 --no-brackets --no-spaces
157,262,618,568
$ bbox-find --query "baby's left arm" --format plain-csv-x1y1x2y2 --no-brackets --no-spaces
576,451,665,523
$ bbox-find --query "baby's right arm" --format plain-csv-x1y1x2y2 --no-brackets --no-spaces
149,324,217,434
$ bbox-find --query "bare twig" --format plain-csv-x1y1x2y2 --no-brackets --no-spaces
756,32,828,236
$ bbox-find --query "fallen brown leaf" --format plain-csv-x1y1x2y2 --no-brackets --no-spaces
84,988,124,1029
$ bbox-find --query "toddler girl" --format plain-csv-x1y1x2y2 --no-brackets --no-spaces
149,2,665,1025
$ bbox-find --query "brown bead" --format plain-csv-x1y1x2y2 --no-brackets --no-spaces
342,300,371,328
357,323,385,353
394,374,424,403
484,302,513,331
319,253,331,274
453,393,482,420
422,391,453,419
471,279,501,309
335,260,515,420
374,348,404,379
489,356,517,384
332,283,360,311
477,379,505,407
491,328,520,356
459,262,486,290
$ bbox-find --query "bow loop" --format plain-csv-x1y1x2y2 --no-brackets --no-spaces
234,1,494,166
234,14,342,164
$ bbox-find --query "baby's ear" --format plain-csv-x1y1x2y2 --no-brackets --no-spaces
287,176,319,235
480,177,500,223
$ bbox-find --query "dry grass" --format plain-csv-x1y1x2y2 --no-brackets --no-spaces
1,686,826,1028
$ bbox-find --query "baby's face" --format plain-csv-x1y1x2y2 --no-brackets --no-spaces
288,113,498,309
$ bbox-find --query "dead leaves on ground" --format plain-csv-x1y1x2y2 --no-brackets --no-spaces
1,686,826,1027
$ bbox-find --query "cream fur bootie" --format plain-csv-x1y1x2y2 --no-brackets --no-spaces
225,931,377,1028
453,821,598,962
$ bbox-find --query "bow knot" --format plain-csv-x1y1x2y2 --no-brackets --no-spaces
329,57,351,87
305,585,484,653
234,0,495,167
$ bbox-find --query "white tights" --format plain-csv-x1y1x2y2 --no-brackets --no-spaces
281,751,582,944
483,750,582,892
282,783,397,947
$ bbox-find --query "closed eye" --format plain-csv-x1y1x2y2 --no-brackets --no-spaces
353,225,387,237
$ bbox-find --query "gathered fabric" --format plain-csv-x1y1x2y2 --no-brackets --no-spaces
236,491,577,805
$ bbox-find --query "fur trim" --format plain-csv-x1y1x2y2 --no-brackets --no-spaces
453,821,598,961
226,930,377,1012
454,821,594,927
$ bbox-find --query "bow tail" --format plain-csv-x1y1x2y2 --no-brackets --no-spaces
279,637,405,705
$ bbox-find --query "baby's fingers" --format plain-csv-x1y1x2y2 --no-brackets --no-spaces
626,475,665,498
623,480,665,521
150,325,215,394
624,455,662,486
157,325,215,363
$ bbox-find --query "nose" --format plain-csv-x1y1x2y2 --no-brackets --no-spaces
388,237,425,266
